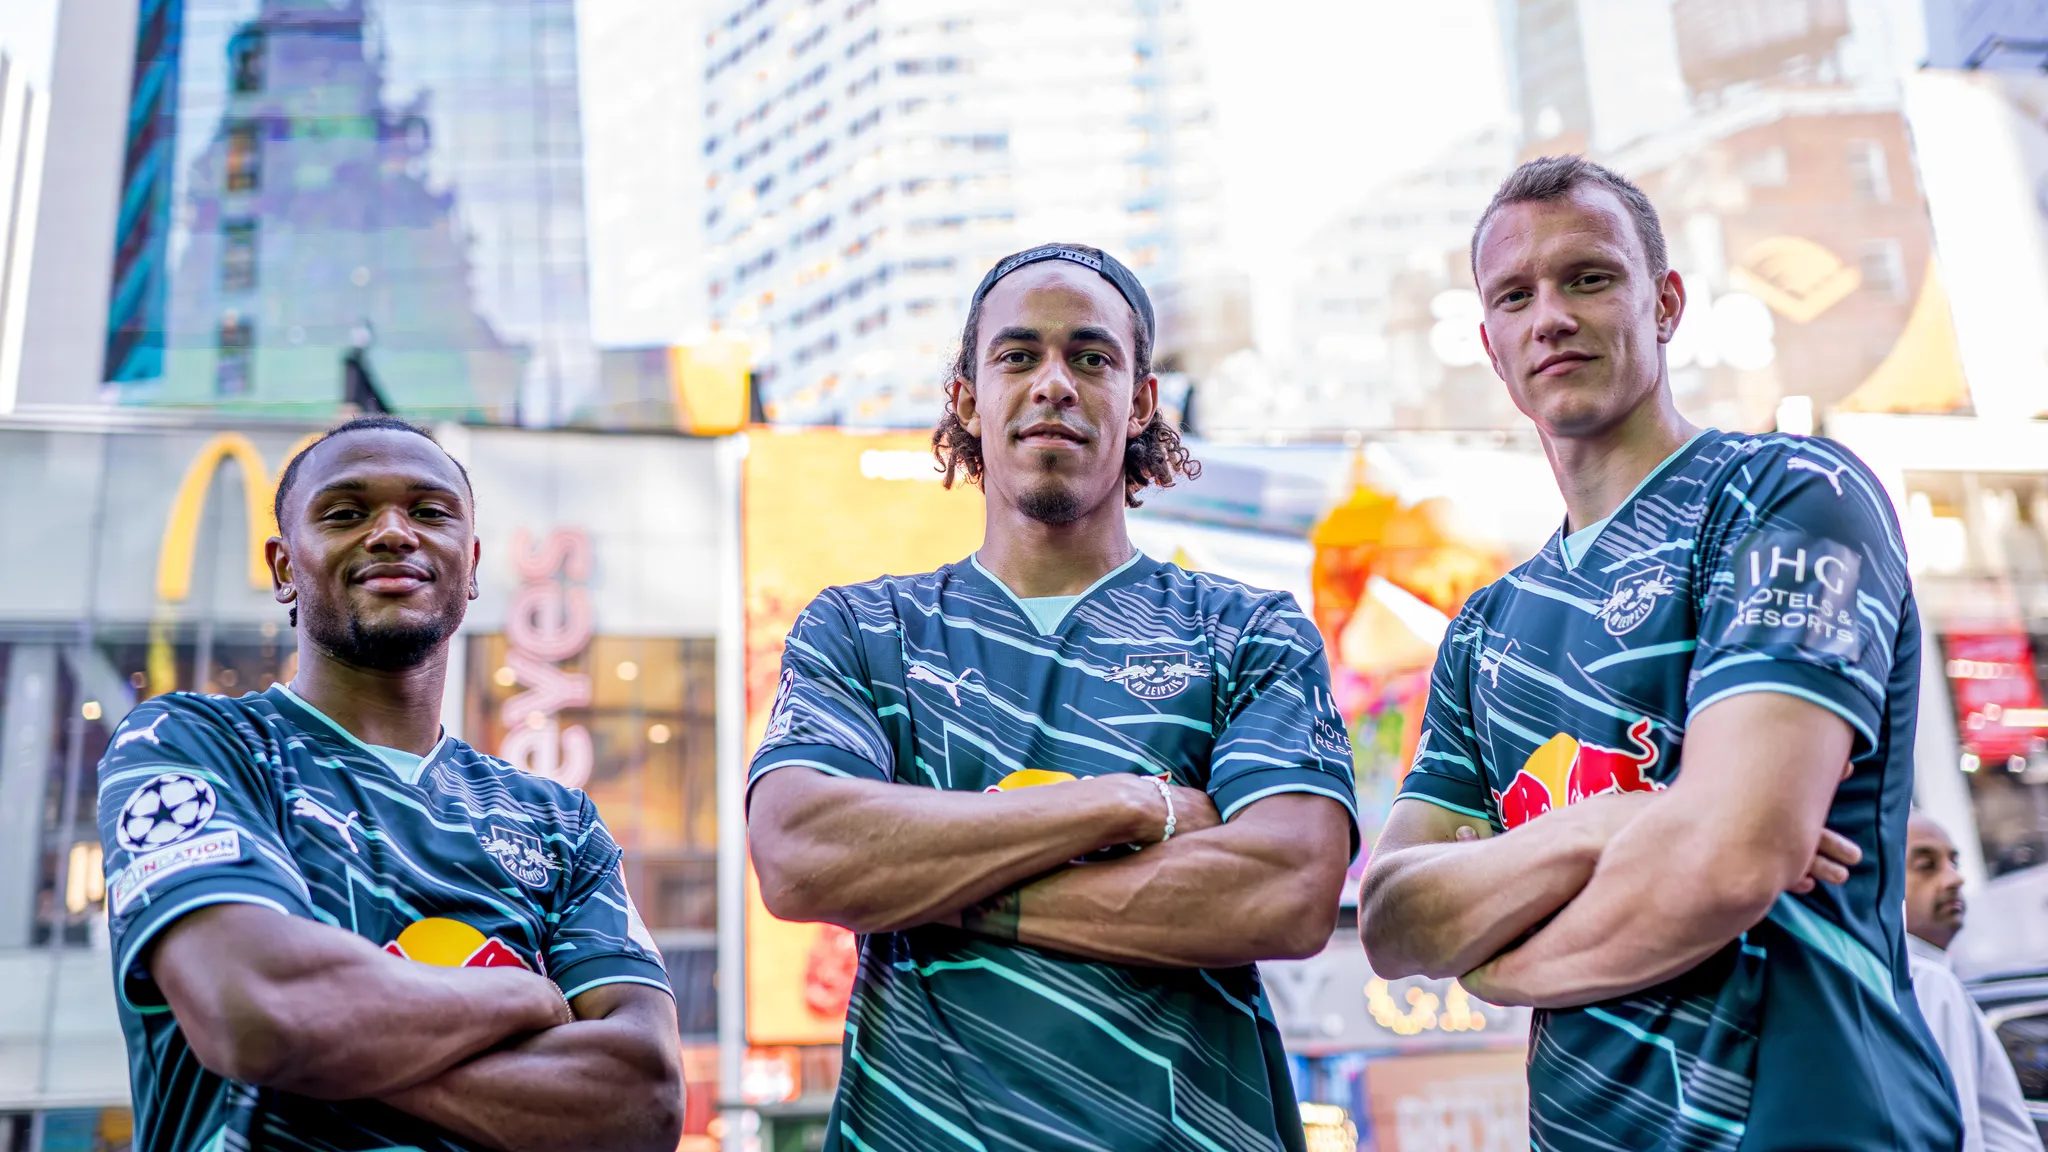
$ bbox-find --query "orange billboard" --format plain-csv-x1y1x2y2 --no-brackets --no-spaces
743,429,985,1045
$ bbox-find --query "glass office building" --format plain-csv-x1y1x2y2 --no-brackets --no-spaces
102,0,674,428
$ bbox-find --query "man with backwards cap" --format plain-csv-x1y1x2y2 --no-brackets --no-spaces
746,243,1359,1151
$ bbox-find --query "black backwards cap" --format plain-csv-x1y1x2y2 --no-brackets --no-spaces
968,244,1155,347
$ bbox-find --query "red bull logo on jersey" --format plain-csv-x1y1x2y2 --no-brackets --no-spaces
384,917,534,971
1494,717,1664,830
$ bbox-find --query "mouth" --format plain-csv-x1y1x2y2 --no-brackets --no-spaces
1016,422,1089,449
1533,352,1597,377
352,563,434,595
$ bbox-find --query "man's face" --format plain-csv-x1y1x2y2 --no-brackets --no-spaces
1475,186,1683,438
954,263,1157,524
1904,816,1967,950
269,429,478,671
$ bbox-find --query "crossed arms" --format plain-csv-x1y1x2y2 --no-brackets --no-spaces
150,905,683,1152
1358,691,1861,1008
747,766,1354,968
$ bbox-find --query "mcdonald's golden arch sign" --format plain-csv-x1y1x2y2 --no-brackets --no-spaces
149,432,319,694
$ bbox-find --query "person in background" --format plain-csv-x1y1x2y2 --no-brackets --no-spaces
1907,812,2043,1152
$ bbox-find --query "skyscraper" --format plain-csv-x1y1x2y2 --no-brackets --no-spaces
0,47,49,415
701,0,1221,428
99,0,681,427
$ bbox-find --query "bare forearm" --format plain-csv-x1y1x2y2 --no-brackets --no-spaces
750,769,1153,933
1465,813,1777,1008
964,796,1350,968
1358,815,1600,979
156,907,565,1098
382,1015,682,1152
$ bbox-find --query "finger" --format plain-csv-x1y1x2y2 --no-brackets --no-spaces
1454,826,1479,842
1807,858,1850,886
1816,830,1863,867
1788,875,1816,895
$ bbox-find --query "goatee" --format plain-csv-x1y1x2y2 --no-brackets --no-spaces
306,607,455,672
1018,484,1085,525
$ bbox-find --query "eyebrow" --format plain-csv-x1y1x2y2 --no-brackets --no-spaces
987,326,1039,351
309,477,465,503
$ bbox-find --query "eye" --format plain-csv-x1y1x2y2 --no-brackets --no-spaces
321,505,363,523
1574,272,1612,291
1498,289,1530,308
997,349,1033,366
1076,351,1110,369
415,505,452,521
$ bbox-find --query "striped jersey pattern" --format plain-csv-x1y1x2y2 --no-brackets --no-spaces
751,553,1360,1152
1399,431,1960,1151
97,685,670,1152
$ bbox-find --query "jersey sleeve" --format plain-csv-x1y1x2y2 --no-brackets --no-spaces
545,797,674,1002
1688,439,1910,757
748,589,894,796
1394,603,1496,825
96,695,316,1011
1208,594,1361,858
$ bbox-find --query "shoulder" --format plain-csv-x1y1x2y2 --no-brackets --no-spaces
1698,433,1890,511
434,739,600,827
109,691,271,751
821,564,961,613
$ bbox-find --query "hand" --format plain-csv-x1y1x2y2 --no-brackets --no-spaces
1787,828,1862,894
1560,789,1658,848
1163,783,1221,840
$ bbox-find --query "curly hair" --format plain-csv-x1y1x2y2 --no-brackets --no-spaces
931,251,1199,508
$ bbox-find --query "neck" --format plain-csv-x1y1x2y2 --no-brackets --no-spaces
288,636,447,754
976,491,1135,598
1541,388,1699,534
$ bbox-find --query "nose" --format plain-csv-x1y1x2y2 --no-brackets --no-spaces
1530,282,1580,345
363,506,420,553
1030,355,1080,409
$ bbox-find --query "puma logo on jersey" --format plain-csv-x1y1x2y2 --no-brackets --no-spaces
291,797,361,853
1786,456,1849,497
906,662,972,706
113,712,169,750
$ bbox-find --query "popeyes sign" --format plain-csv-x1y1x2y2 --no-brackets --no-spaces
497,528,595,790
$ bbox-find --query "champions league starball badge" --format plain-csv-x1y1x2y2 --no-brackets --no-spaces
116,772,219,852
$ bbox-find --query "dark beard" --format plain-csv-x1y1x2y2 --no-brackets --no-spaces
304,603,456,672
1017,483,1084,525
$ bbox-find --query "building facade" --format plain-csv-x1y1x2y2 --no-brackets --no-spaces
0,47,49,416
700,0,1222,427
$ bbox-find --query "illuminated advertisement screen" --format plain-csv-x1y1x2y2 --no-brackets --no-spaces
742,429,985,1045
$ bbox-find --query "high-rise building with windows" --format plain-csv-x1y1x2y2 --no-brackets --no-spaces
701,0,1221,428
0,48,49,416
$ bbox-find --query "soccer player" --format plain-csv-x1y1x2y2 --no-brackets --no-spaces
745,243,1359,1152
96,417,682,1152
1905,813,2042,1152
1356,156,1962,1150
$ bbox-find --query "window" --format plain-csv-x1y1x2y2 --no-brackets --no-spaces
1847,140,1891,204
229,32,265,94
220,220,257,292
1743,145,1789,188
1859,239,1906,302
217,313,254,395
225,122,262,193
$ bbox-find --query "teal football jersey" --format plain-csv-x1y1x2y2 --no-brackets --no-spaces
1399,432,1960,1151
751,553,1360,1152
97,685,671,1152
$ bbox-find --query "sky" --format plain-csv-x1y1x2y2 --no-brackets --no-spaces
1185,0,1512,352
0,0,58,88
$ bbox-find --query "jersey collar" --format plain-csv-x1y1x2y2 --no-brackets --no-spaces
268,683,449,786
1555,428,1713,572
967,548,1153,634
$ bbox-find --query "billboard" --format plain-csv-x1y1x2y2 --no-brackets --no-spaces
742,429,985,1045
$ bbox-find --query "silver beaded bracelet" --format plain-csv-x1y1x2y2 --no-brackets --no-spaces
1151,775,1176,843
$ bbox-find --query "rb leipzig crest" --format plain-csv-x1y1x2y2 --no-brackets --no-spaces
1105,652,1210,700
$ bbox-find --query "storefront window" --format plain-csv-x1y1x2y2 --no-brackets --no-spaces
1907,470,2048,876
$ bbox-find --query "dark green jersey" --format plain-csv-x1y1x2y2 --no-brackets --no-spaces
97,685,670,1152
752,556,1360,1152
